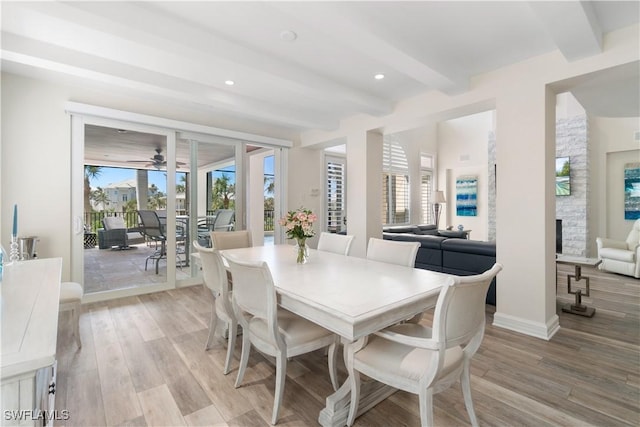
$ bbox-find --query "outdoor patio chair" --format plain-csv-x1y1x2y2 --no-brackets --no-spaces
137,210,167,274
212,209,235,232
101,216,143,249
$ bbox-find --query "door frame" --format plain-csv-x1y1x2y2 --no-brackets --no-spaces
68,102,292,302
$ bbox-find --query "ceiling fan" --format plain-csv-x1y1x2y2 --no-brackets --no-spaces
126,148,186,170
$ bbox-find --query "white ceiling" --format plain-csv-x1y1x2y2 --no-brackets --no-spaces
2,1,639,135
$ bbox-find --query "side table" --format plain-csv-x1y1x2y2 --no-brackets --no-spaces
84,232,97,249
556,255,602,317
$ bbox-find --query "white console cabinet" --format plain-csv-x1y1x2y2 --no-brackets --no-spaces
1,258,62,426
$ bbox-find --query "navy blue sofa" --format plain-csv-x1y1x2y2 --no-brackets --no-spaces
382,226,497,305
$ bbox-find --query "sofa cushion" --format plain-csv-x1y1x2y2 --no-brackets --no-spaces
416,224,438,235
599,247,635,262
383,225,421,234
441,239,496,257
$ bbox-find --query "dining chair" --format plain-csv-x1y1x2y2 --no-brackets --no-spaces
317,231,355,255
346,263,503,427
192,241,237,375
59,281,83,348
366,237,420,267
210,230,253,250
227,257,339,425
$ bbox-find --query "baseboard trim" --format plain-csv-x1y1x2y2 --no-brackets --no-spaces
493,312,560,341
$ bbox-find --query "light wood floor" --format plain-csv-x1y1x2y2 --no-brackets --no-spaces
55,268,640,426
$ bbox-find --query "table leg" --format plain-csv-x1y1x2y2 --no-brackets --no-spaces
319,338,397,427
561,264,596,317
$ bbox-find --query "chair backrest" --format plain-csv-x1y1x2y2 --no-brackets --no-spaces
137,210,164,240
227,258,278,339
103,216,126,230
317,232,355,255
433,263,503,349
211,230,252,250
192,241,229,298
213,209,235,231
626,219,640,248
366,237,420,267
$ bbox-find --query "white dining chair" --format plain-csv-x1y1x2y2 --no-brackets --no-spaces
346,263,503,427
366,237,420,267
210,230,252,250
317,231,355,255
227,257,339,425
59,281,83,348
193,241,237,375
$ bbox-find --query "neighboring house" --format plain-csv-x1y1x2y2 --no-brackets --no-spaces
92,179,137,212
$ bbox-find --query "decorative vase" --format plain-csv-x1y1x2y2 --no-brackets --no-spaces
295,238,309,264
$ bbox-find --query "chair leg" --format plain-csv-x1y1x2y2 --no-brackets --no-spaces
327,340,339,391
418,388,434,427
461,362,479,427
72,303,82,348
224,320,237,375
205,306,218,351
234,331,251,388
272,352,287,425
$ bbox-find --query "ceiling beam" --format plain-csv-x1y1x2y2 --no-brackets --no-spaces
528,0,602,61
1,1,391,121
273,2,469,94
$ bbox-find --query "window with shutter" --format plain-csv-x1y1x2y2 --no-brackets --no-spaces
420,154,434,224
382,138,409,225
326,156,346,233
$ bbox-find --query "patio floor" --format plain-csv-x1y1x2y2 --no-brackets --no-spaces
83,234,274,294
83,242,192,294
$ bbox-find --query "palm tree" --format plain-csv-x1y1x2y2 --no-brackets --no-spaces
212,174,234,209
90,186,110,210
148,183,167,210
84,165,102,214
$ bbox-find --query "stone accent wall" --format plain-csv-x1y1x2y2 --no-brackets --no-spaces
556,115,589,256
486,116,589,255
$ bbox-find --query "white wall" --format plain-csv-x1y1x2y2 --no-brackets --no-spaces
590,116,640,246
437,111,493,240
286,145,324,248
1,74,72,277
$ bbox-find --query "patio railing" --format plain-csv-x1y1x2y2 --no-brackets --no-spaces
84,209,276,232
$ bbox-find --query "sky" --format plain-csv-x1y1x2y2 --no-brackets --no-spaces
90,156,274,194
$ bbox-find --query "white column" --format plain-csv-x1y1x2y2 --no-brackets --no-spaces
346,131,383,257
136,170,148,210
493,83,559,340
249,152,266,246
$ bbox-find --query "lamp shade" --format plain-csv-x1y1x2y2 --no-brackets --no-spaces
434,191,446,204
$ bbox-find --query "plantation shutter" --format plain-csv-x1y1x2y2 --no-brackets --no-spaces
382,139,409,224
326,156,346,233
420,154,434,224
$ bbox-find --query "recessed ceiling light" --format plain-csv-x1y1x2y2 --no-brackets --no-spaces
280,30,297,42
225,80,235,86
374,74,385,80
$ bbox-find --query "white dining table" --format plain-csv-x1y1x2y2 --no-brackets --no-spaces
219,244,453,427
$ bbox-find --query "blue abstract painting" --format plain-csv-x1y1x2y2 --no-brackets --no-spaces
456,176,477,217
625,163,640,220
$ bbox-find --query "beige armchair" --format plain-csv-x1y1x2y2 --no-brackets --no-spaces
596,219,640,278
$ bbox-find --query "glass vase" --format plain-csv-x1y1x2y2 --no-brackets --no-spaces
295,238,308,264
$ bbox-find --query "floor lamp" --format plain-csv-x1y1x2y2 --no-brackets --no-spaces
433,191,446,229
